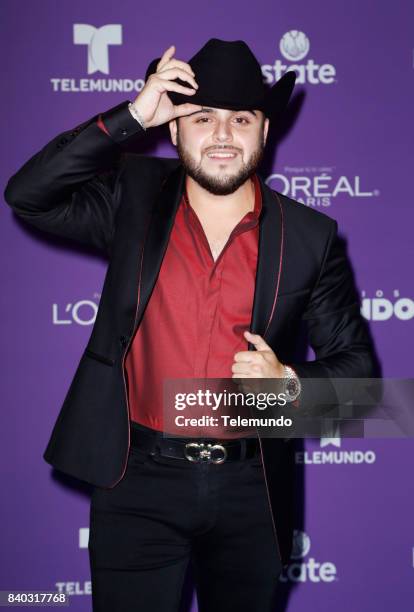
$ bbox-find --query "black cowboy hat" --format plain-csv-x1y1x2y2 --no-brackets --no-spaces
144,38,296,119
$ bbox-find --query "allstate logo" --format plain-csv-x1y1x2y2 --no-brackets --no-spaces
279,529,337,583
279,30,310,62
291,530,311,559
262,31,336,85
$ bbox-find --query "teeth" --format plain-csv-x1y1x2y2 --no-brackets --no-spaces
207,153,236,158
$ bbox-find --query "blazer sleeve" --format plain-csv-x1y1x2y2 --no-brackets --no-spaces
3,100,145,256
288,219,377,380
283,219,379,422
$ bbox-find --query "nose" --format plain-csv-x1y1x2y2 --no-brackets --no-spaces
212,118,233,143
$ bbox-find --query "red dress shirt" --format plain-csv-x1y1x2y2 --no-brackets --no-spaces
97,116,263,437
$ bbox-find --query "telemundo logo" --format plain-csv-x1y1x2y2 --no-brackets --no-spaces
73,24,122,75
50,24,144,93
361,290,414,321
295,425,376,465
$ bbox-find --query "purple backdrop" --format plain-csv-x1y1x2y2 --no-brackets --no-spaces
1,0,414,609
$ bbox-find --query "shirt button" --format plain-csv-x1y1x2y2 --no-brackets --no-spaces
121,128,128,136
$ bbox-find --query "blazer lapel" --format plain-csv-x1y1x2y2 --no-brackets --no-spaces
249,175,284,344
133,163,186,334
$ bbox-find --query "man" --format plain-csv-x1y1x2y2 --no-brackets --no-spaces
4,39,376,611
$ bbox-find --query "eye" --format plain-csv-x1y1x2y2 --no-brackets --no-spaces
194,115,251,125
234,116,250,124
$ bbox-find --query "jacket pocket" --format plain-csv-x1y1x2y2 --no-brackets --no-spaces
84,348,115,366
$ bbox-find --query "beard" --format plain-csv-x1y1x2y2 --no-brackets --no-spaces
176,125,266,196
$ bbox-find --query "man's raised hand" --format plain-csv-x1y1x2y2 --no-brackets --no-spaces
130,45,203,129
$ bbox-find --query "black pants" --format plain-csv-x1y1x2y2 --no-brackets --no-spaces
88,425,283,612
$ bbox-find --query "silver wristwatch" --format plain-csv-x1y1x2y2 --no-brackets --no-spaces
283,365,301,402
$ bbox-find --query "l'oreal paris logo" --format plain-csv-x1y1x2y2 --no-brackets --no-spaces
265,170,379,208
52,295,101,326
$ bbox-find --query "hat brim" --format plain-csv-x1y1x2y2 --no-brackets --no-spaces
144,58,296,119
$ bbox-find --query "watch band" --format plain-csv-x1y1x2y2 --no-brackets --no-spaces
128,102,147,131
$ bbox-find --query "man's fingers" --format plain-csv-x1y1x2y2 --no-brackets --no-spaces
244,330,271,352
233,351,257,363
154,79,197,97
232,373,256,379
158,58,195,77
172,103,204,119
156,47,196,83
156,45,176,71
156,67,198,90
231,362,254,375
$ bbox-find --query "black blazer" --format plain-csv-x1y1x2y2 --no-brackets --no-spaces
4,100,376,567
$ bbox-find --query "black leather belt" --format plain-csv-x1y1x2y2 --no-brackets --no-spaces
130,421,260,464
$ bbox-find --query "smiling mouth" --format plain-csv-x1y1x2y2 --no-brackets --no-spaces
206,151,238,159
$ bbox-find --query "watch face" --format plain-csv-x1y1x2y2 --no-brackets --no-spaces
286,378,299,398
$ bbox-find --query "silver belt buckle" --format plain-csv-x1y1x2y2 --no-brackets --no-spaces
184,442,227,464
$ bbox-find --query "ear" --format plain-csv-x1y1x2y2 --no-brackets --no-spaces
169,118,178,147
